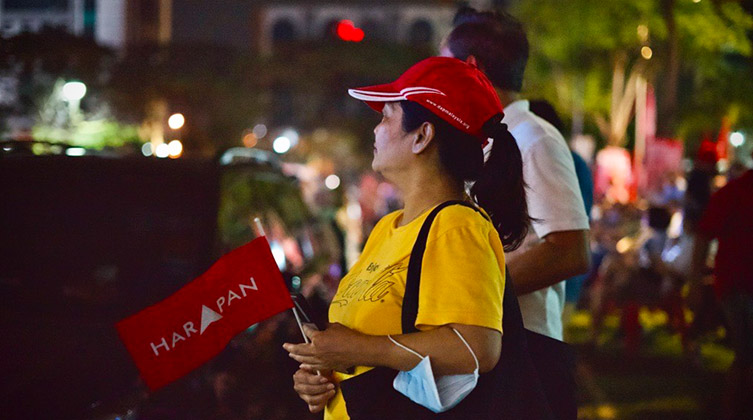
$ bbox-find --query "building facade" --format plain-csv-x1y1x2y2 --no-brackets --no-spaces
0,0,88,37
0,0,172,49
257,0,468,55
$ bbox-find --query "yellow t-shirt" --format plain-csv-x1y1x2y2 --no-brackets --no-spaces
324,204,506,420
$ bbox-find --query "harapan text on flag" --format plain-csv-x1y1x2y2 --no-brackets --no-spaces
116,237,293,390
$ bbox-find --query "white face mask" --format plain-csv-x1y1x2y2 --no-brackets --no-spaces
388,328,480,413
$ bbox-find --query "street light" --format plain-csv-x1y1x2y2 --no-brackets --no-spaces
273,136,291,154
641,46,653,60
62,81,87,124
325,174,341,190
168,113,185,130
168,139,183,158
155,143,170,158
253,124,268,138
281,128,299,147
62,81,87,102
730,131,745,147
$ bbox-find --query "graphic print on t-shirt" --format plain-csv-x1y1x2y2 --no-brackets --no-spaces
331,260,408,308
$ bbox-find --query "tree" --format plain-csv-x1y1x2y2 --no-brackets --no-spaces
106,39,426,160
513,0,753,147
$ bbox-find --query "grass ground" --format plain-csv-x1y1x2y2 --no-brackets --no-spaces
567,309,733,420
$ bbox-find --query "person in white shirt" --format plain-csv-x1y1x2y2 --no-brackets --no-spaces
439,10,591,420
440,8,590,342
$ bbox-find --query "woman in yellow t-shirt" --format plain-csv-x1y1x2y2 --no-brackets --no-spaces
284,57,531,419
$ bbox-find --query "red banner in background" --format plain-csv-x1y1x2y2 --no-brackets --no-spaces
644,136,684,193
716,117,731,161
595,146,633,204
116,237,293,390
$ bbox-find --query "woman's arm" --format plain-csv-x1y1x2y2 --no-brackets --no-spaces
283,322,501,375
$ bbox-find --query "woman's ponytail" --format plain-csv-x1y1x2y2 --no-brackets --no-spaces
470,114,531,251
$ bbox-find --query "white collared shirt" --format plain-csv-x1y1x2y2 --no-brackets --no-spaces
503,100,589,340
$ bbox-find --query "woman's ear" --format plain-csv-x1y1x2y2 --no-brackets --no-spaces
412,122,435,154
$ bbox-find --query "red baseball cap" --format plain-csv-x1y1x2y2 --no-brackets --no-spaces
348,57,503,140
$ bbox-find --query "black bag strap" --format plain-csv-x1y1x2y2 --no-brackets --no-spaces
343,200,556,420
402,200,487,333
400,200,530,343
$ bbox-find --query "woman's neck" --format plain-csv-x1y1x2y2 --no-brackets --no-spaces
395,167,464,226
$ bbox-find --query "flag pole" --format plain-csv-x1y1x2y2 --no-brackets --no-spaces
254,217,314,347
253,217,266,238
291,306,311,344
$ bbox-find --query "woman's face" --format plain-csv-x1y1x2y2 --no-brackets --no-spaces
372,102,414,175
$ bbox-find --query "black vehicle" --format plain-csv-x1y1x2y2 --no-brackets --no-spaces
0,143,338,420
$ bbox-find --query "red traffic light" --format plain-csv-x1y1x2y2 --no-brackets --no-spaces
336,20,364,42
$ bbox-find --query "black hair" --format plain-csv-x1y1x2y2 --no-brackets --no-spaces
400,100,530,251
446,8,528,92
528,99,565,133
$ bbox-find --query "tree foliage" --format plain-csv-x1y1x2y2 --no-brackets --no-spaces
105,40,426,157
513,0,753,146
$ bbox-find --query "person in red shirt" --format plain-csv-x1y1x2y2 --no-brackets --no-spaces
693,154,753,420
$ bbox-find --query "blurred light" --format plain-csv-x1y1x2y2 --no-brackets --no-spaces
65,147,86,156
336,20,364,42
693,0,701,3
155,143,169,158
596,404,617,419
243,132,258,148
663,243,682,263
168,139,183,158
329,263,342,278
347,202,362,220
616,237,633,254
717,159,729,174
253,124,268,138
281,128,300,146
730,131,745,147
273,136,291,154
325,174,341,190
31,143,46,155
291,276,301,290
641,46,653,60
168,113,185,130
313,128,329,142
270,241,287,271
62,81,86,101
141,143,153,157
637,25,649,42
301,236,314,259
713,174,727,189
667,211,683,239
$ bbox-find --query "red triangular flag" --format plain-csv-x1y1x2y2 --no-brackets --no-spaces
116,237,293,390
